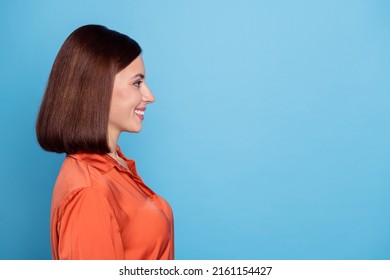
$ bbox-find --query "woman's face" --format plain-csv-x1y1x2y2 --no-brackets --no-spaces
108,55,155,139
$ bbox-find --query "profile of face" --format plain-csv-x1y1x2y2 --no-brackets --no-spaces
108,55,155,139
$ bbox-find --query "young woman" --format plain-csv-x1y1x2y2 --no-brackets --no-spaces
36,25,174,260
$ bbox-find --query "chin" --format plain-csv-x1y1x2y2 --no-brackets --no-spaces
127,126,142,133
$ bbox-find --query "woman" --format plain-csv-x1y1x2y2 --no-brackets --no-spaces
36,25,174,260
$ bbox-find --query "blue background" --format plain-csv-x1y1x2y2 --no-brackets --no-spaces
0,0,389,259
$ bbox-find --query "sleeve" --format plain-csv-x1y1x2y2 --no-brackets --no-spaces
56,187,125,260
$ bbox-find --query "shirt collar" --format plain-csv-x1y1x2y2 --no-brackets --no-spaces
68,146,136,174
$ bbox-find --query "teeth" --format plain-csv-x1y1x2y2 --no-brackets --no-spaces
135,110,144,116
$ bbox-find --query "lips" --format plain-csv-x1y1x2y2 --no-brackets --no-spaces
134,107,146,120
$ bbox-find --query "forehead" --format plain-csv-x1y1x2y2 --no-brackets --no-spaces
118,55,145,77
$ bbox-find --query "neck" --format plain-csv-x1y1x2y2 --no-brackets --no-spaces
107,148,129,170
108,150,119,159
106,129,128,169
107,128,120,155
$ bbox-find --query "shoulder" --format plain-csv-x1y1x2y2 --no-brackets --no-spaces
51,155,108,211
56,186,113,219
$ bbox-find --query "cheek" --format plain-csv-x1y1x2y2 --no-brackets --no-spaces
112,90,129,108
127,92,142,108
114,87,128,101
116,86,141,103
110,90,130,118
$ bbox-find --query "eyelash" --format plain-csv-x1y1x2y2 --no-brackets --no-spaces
133,80,143,88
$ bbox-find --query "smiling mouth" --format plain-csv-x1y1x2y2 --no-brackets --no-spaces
135,108,145,120
135,110,144,116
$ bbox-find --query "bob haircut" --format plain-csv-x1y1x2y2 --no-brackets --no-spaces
36,24,141,154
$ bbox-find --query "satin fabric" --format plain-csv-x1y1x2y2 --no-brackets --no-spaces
50,146,174,259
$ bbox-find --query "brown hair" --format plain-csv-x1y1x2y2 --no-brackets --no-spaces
36,24,141,154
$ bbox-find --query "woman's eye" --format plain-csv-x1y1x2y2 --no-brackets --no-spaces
133,80,143,88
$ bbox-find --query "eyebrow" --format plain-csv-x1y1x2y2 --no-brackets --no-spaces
130,73,145,80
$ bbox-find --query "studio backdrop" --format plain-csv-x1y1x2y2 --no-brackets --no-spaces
0,0,389,259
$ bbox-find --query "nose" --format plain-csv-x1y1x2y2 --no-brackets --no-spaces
142,83,155,104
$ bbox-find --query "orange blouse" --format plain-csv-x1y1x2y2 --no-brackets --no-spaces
50,147,174,260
